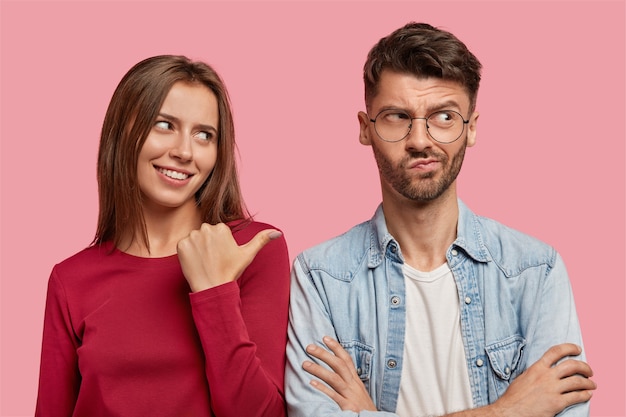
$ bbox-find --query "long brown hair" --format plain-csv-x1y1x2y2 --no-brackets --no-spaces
93,55,248,251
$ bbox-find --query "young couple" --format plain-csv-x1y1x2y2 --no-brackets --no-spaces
36,23,595,417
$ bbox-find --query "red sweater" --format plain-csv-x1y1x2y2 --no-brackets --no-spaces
35,222,290,417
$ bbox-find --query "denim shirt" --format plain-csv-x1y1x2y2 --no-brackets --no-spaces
286,200,588,417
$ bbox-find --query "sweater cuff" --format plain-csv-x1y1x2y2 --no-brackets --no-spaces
188,281,240,305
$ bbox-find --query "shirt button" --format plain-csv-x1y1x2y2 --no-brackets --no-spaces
391,296,401,306
357,367,362,375
390,245,397,253
387,359,397,369
476,359,484,367
504,366,511,375
451,249,458,256
464,296,472,304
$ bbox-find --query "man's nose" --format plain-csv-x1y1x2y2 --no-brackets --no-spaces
404,117,432,151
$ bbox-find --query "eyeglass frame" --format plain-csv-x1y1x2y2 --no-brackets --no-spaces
368,109,470,144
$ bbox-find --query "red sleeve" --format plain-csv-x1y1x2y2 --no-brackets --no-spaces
35,269,81,417
189,229,290,417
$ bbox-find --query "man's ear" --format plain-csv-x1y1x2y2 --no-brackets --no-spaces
358,111,373,146
466,111,479,148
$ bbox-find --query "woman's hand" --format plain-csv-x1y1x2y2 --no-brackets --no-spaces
177,223,282,292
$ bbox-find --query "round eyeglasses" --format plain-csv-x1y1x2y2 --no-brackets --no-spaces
369,109,470,144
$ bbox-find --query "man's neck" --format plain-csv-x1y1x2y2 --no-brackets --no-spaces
382,190,459,272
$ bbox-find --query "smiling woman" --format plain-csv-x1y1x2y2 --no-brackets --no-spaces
34,56,290,417
134,82,219,253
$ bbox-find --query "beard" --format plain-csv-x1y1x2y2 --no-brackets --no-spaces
372,141,467,202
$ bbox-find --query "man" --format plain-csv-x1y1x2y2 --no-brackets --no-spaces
285,22,595,417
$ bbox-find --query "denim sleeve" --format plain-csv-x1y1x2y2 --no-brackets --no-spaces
525,253,590,417
285,257,398,417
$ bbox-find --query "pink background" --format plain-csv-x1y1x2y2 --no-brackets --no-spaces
1,1,624,416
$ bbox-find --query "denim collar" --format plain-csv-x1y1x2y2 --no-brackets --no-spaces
367,199,491,268
454,199,491,263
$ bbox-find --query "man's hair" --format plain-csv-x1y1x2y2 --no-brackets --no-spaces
94,55,248,251
364,22,482,112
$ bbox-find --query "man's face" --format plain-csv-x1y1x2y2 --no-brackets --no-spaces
358,70,478,203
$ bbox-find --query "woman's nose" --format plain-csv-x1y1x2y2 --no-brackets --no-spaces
169,134,193,161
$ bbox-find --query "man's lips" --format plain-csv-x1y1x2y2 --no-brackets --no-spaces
406,158,440,170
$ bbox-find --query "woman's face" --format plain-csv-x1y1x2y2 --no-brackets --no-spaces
136,81,219,213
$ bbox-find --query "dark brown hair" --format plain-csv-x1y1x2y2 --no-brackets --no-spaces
364,22,482,112
93,55,248,251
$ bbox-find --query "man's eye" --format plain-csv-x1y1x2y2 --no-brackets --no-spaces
432,111,457,122
382,111,410,122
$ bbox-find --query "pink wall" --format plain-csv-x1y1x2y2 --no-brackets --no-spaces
1,1,624,416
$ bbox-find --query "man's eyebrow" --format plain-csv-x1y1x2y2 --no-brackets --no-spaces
426,100,462,113
374,100,464,116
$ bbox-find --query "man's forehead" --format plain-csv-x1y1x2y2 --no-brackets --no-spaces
371,71,471,110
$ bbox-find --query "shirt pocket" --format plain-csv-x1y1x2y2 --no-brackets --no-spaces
340,340,374,391
485,335,526,394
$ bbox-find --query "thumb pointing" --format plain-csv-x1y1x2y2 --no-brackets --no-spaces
243,229,282,259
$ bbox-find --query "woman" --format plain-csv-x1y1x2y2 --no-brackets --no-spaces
35,55,290,417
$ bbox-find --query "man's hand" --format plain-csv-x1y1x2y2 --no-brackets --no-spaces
488,343,596,417
177,223,282,292
303,336,377,412
303,340,596,417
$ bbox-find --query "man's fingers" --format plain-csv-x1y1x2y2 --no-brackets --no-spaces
540,343,582,367
303,360,348,392
559,373,597,393
554,358,594,379
310,380,361,413
303,340,378,413
322,337,354,364
302,360,334,381
306,344,343,371
305,342,354,382
310,379,342,402
322,337,362,379
560,389,594,407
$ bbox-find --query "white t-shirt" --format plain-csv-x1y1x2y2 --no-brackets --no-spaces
395,262,473,417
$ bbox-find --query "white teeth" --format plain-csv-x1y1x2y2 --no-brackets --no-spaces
158,168,189,180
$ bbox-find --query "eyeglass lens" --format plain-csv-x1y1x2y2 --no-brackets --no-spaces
373,110,466,143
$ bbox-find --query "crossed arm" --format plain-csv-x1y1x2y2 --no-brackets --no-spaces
304,336,595,417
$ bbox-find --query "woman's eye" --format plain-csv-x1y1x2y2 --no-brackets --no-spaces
154,120,172,130
196,131,215,141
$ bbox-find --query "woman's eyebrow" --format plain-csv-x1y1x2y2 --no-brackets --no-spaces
157,113,217,131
